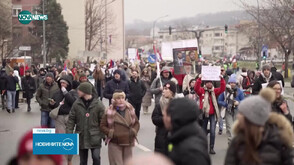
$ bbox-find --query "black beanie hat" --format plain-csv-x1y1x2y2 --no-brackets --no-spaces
72,80,80,90
167,98,200,131
164,81,177,94
113,69,121,76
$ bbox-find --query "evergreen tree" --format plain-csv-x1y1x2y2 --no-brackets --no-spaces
31,0,69,62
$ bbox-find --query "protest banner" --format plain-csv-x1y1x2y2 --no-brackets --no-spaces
173,47,198,75
201,66,221,81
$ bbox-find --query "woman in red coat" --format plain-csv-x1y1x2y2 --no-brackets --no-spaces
194,74,225,154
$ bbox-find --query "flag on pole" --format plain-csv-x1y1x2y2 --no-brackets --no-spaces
63,61,67,70
109,60,114,68
136,49,140,60
109,35,112,44
157,48,163,61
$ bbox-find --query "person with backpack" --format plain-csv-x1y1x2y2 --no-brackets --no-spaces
242,70,255,97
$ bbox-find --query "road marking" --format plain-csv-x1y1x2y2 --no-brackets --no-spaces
135,142,152,152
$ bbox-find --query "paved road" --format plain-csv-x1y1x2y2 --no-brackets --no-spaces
1,84,294,165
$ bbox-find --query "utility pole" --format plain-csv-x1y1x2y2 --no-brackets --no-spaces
42,0,46,67
257,0,262,69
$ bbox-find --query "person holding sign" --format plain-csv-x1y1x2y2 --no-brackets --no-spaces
267,81,292,124
194,72,225,155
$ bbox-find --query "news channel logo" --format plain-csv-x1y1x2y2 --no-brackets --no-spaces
18,10,48,24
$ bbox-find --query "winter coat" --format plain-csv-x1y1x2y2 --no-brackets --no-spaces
0,71,7,90
103,78,130,100
152,103,169,155
194,78,226,112
6,75,19,91
49,76,79,115
21,76,36,99
252,73,276,95
141,75,152,107
218,87,244,110
36,75,45,89
272,98,292,124
150,67,178,104
35,81,59,112
271,67,285,87
100,105,140,146
225,113,294,165
167,98,211,165
66,98,105,149
128,77,146,104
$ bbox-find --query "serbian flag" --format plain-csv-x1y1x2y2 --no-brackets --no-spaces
64,61,67,70
136,49,140,60
109,60,114,68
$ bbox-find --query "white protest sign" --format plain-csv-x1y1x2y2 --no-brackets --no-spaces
201,66,221,81
128,48,137,60
261,80,284,95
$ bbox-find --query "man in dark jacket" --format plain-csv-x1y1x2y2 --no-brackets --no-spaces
36,73,59,128
36,68,46,89
0,68,7,110
252,64,276,95
128,69,146,120
5,69,19,113
104,69,130,105
50,75,79,132
163,98,211,165
271,66,284,87
22,70,36,112
66,82,105,165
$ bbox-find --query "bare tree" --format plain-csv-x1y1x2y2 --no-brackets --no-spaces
85,0,115,62
240,0,294,78
0,0,12,62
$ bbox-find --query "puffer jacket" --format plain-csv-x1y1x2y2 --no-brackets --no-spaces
66,98,105,149
35,81,59,112
49,75,79,115
225,113,294,165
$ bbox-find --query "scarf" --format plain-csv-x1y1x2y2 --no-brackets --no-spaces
261,72,272,83
203,86,220,120
159,96,172,112
106,102,136,128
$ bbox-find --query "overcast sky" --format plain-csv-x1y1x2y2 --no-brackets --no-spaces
125,0,249,24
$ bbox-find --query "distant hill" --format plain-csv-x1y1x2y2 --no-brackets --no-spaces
126,10,252,36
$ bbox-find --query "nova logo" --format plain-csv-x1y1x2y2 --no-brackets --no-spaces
18,10,48,24
62,138,74,151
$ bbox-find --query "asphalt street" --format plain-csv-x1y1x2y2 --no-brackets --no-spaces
1,84,294,165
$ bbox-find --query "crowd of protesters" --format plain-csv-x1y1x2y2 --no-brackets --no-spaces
2,57,294,165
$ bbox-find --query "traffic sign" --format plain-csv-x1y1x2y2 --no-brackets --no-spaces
148,54,156,63
19,46,31,51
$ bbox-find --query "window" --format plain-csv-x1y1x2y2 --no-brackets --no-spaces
12,5,22,17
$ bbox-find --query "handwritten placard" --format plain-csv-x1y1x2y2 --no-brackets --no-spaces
201,66,221,81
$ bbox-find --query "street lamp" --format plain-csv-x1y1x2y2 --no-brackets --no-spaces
152,15,168,41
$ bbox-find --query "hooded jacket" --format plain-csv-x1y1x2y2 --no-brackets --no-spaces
49,75,79,115
271,67,285,87
103,77,130,101
252,72,276,95
167,98,211,165
225,113,294,165
150,67,178,104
